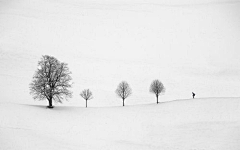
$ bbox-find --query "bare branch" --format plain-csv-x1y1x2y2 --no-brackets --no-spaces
150,79,165,103
29,55,72,107
80,89,93,101
116,81,132,106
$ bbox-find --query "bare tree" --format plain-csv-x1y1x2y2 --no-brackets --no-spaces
150,80,165,104
80,89,93,108
115,81,132,106
29,55,72,108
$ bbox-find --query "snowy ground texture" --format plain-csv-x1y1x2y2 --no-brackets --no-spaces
0,97,240,150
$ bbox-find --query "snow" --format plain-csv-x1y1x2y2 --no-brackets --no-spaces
0,0,240,149
0,0,240,107
0,97,240,150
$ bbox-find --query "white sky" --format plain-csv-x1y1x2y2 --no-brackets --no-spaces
0,0,240,107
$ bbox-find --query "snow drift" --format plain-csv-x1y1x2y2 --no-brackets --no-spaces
0,97,240,150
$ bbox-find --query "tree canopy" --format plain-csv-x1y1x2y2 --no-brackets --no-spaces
29,55,72,108
116,81,132,106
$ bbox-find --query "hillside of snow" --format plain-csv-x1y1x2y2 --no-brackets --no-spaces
0,97,240,150
0,0,240,148
0,0,240,107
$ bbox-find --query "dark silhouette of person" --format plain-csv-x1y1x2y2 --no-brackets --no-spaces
192,92,195,99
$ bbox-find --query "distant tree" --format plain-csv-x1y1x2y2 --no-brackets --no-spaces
115,81,132,106
80,89,93,108
150,80,165,104
29,55,72,108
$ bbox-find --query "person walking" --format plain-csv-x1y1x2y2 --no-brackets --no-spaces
192,92,195,99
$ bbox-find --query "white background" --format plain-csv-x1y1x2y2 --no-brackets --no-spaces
0,0,240,107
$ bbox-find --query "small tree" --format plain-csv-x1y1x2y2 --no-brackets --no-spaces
80,89,93,108
115,81,132,106
150,80,165,104
29,55,72,108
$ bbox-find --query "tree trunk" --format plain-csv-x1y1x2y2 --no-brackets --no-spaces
86,100,87,108
123,99,125,106
156,95,159,104
48,98,53,108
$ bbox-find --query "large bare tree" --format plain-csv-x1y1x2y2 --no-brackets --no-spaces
115,81,132,106
150,80,165,104
80,89,93,108
30,55,72,108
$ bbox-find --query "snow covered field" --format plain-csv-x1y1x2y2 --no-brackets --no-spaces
0,97,240,150
0,0,240,149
